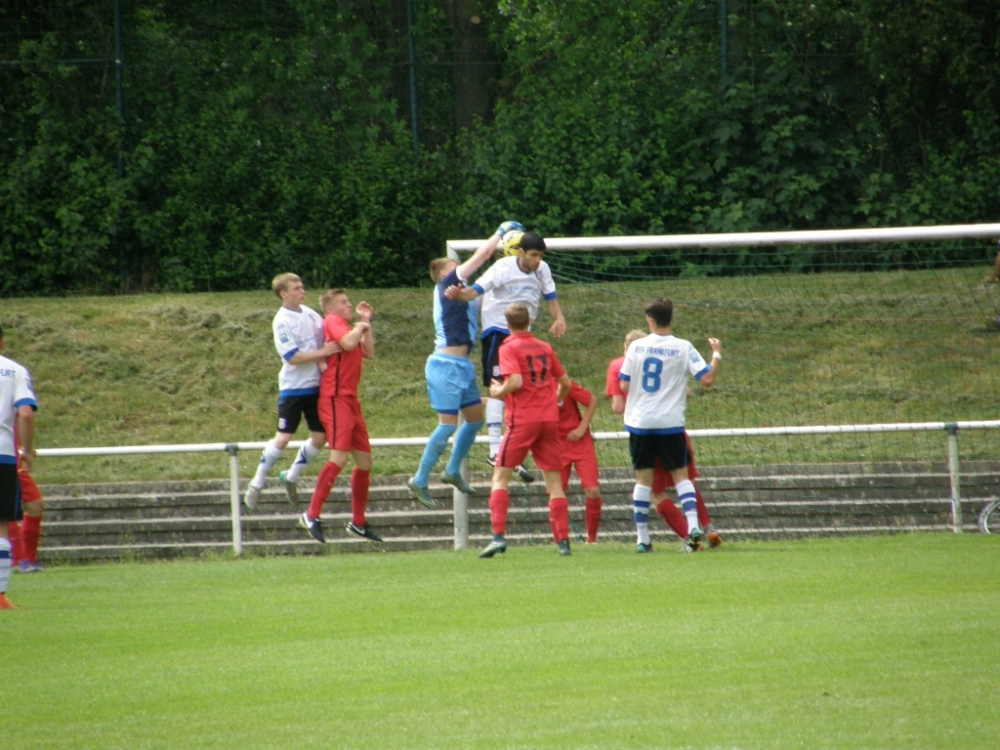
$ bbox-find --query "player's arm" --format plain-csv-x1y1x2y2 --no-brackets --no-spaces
287,341,339,365
457,221,519,282
444,284,480,302
489,373,522,398
546,298,566,338
16,404,36,473
696,337,722,388
576,388,598,433
357,302,375,359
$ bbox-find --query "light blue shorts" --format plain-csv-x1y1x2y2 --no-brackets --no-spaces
425,352,481,415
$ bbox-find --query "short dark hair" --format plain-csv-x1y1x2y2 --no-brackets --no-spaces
519,231,546,253
644,298,673,328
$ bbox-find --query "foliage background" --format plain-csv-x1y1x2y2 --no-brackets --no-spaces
1,0,998,296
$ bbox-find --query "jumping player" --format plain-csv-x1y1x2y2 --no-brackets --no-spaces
445,231,566,482
0,323,38,609
299,289,380,544
606,329,722,551
479,303,573,558
407,221,522,508
557,380,603,543
244,273,339,511
618,299,722,553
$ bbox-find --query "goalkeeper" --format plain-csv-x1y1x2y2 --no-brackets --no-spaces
444,230,567,482
406,221,522,508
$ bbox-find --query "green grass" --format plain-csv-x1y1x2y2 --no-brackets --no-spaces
3,535,998,748
2,265,999,483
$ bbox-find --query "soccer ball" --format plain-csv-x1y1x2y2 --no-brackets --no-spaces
500,231,524,257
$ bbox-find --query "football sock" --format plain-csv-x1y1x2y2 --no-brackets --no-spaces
415,423,456,487
485,398,504,460
633,483,652,546
676,479,699,531
695,486,711,529
584,497,602,542
0,538,10,594
350,468,371,525
656,498,689,539
445,419,483,476
285,442,321,483
21,515,41,563
307,461,342,519
7,521,22,564
548,497,570,543
488,489,509,536
251,440,284,488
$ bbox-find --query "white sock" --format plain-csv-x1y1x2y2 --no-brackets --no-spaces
0,538,10,595
251,440,284,488
286,442,320,483
486,398,504,459
676,479,699,531
633,484,651,545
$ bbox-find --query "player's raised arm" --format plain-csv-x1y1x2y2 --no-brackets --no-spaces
697,337,722,388
456,221,522,283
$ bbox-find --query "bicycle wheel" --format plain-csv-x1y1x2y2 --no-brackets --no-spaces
977,498,1000,534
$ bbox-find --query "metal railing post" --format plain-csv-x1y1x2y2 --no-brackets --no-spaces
945,424,962,533
225,444,243,555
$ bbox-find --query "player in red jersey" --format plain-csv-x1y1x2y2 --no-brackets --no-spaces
298,289,381,545
605,329,722,551
557,381,603,543
479,303,573,558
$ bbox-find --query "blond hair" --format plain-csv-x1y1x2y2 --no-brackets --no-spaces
428,258,455,282
624,329,645,346
504,303,531,331
319,288,347,313
271,272,301,299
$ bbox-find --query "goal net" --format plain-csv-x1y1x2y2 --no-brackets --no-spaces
448,224,1000,546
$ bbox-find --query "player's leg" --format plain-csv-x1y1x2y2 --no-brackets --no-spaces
571,443,602,543
629,434,657,552
482,332,533,482
300,396,347,542
279,395,326,505
410,354,460,506
0,464,19,608
684,436,721,547
18,470,43,571
345,407,381,542
441,372,484,493
480,425,531,558
245,397,301,509
7,521,22,566
532,424,570,552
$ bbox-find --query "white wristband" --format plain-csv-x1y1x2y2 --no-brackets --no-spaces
712,351,721,361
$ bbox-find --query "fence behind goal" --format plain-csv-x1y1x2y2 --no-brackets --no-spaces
447,223,1000,544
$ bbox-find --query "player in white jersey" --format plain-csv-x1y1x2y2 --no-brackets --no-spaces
445,231,566,480
618,298,721,553
0,323,37,609
244,273,339,510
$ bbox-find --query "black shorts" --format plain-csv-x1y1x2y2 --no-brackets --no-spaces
480,331,509,388
276,394,323,435
629,432,691,473
0,463,23,522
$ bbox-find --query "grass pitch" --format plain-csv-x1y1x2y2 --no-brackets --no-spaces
3,534,998,749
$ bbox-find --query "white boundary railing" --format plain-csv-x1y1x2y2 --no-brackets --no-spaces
36,419,1000,555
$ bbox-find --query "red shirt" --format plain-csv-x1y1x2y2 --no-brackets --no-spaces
605,356,625,399
557,381,594,439
497,332,565,426
319,315,364,397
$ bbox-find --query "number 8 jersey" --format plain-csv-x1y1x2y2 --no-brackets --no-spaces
619,333,710,434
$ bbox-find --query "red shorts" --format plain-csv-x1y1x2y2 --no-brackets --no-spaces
496,421,561,472
18,470,42,503
317,394,370,453
651,437,699,493
559,435,599,489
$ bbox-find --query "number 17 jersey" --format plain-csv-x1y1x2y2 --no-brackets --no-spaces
619,333,710,433
497,332,565,426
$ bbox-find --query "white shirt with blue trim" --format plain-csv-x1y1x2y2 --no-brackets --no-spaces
619,333,709,434
0,354,37,463
473,256,557,338
272,304,324,397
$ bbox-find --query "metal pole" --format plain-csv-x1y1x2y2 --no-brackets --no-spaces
720,0,728,76
406,0,420,160
226,444,243,555
945,424,962,533
113,0,126,289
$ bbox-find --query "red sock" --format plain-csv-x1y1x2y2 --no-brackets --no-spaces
548,497,569,543
657,498,689,539
489,489,509,536
307,461,342,519
695,487,711,529
584,497,602,542
21,515,41,563
350,468,370,526
7,521,23,565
